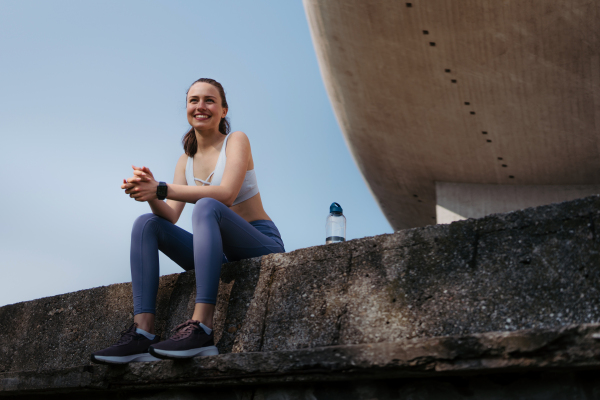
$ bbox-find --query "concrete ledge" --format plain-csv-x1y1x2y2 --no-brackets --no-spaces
2,196,600,397
2,324,600,396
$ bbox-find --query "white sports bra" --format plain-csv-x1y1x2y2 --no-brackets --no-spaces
185,134,259,206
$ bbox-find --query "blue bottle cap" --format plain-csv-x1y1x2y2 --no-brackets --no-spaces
330,202,343,215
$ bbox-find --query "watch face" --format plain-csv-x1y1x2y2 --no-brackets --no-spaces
157,183,167,199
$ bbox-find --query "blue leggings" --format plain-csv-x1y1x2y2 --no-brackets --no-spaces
130,197,285,315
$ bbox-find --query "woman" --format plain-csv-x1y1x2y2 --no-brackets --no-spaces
91,78,285,364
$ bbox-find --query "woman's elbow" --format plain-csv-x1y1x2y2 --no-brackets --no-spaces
223,192,237,207
223,199,235,207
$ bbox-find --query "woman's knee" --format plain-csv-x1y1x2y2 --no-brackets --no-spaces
192,198,223,221
133,213,157,228
132,213,161,237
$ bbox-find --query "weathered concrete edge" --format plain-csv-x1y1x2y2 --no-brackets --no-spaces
3,323,600,395
3,195,600,375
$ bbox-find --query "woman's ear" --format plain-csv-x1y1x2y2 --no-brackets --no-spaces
222,108,228,118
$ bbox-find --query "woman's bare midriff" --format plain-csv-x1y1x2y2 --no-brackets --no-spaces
229,192,271,223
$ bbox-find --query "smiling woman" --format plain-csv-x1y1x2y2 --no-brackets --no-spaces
90,78,285,365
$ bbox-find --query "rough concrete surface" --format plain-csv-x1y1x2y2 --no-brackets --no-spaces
2,324,600,397
1,196,600,396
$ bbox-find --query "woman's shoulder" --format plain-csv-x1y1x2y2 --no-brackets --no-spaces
224,131,252,159
226,131,251,152
173,153,190,183
176,153,189,170
227,130,249,142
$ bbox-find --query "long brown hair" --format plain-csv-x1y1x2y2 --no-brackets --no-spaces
182,78,231,157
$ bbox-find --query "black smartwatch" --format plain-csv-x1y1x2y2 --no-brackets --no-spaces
156,182,168,200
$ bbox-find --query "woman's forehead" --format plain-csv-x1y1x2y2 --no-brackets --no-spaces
188,82,220,98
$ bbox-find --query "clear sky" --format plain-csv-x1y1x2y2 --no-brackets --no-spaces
0,0,393,308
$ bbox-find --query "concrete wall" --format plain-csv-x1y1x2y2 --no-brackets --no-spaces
2,196,600,397
2,196,600,371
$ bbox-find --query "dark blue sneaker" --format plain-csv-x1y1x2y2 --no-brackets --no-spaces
91,323,160,364
149,320,218,359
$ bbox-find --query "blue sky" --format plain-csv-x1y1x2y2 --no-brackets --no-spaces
0,0,392,307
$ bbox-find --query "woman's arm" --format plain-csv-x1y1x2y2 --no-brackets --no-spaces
124,131,251,213
147,154,188,223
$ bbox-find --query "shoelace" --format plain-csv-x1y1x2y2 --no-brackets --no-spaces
170,319,202,340
114,323,139,346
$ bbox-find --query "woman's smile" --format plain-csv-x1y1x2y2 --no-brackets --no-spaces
194,114,211,121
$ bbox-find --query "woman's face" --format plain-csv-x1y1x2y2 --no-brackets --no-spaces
186,82,228,132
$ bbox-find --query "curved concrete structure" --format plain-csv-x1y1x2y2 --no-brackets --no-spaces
304,0,600,230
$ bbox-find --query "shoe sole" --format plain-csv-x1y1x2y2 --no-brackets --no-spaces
90,353,160,365
149,345,219,359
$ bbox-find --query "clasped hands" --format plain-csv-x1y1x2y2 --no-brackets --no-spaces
122,165,159,202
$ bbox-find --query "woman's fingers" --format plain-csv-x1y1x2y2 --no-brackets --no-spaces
133,170,151,182
122,179,138,188
133,165,152,174
125,175,144,183
127,185,145,194
141,166,155,179
123,179,145,193
122,180,138,190
130,165,154,181
123,170,151,201
131,192,148,202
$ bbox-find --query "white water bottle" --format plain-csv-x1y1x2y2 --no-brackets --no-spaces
326,202,346,244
